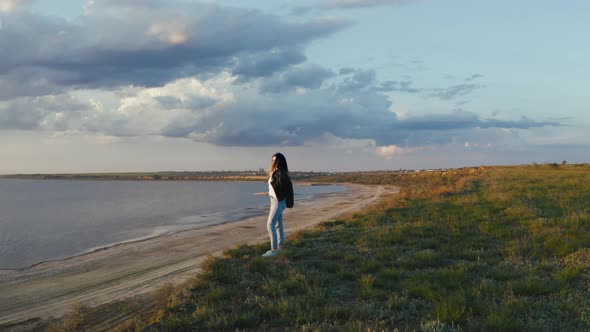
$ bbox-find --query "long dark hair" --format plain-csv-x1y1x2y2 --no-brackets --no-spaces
268,152,289,176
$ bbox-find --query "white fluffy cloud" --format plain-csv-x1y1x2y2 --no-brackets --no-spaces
375,145,404,159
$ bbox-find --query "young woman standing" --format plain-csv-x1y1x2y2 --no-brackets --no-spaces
263,152,293,257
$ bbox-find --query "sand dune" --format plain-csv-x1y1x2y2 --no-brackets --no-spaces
0,183,397,327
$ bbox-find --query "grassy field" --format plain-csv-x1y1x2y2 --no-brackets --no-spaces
54,164,590,331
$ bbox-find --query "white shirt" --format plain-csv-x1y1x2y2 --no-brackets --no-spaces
268,175,277,199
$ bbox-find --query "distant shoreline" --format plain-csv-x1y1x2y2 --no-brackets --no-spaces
0,171,334,182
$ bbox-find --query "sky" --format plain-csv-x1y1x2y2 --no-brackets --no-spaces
0,0,588,173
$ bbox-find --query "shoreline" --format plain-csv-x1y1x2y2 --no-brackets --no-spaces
0,183,398,327
0,181,342,272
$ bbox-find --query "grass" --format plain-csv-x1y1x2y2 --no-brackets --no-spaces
104,164,590,330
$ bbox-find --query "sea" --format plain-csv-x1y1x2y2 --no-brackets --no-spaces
0,179,347,269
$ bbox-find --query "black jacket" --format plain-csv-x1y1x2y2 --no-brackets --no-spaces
270,169,294,207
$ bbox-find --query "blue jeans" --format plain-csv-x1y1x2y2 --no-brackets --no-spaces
267,197,286,250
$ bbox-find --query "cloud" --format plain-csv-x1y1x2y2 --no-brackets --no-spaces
339,67,355,75
396,110,559,132
465,73,484,82
323,0,417,9
0,2,352,100
0,94,90,130
397,110,479,131
339,68,376,90
150,75,559,148
0,0,33,13
481,117,560,129
375,144,406,159
0,2,563,152
429,83,482,100
290,0,416,15
374,78,478,98
233,49,307,82
290,6,314,16
259,64,335,93
0,71,563,150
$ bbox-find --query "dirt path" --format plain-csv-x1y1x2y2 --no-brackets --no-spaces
0,183,397,327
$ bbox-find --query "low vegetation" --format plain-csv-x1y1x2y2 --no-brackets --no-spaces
62,164,590,330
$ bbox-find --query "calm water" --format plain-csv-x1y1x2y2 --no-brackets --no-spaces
0,179,346,269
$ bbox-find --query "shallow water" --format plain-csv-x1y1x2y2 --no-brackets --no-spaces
0,179,346,269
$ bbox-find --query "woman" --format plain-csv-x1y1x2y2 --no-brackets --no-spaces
263,152,293,257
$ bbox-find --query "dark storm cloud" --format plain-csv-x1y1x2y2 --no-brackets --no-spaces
0,2,352,99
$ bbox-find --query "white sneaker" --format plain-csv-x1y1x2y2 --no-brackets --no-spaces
262,250,278,257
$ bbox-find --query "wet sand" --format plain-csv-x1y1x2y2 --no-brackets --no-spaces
0,183,397,326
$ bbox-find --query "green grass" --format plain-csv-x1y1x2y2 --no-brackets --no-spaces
133,164,590,331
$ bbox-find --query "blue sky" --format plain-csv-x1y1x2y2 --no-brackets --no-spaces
0,0,588,173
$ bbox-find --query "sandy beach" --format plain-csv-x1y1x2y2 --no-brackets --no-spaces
0,183,397,327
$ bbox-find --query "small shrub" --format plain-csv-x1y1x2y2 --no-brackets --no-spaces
435,264,467,289
152,283,176,308
248,256,272,275
512,276,555,296
61,303,87,332
489,265,519,281
416,249,439,264
234,311,260,329
553,266,581,284
203,287,235,304
360,259,382,273
404,279,438,300
544,234,576,257
338,270,357,281
433,292,466,323
484,307,523,331
374,268,402,290
360,274,375,299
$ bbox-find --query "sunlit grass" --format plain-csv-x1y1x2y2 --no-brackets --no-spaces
125,163,590,331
